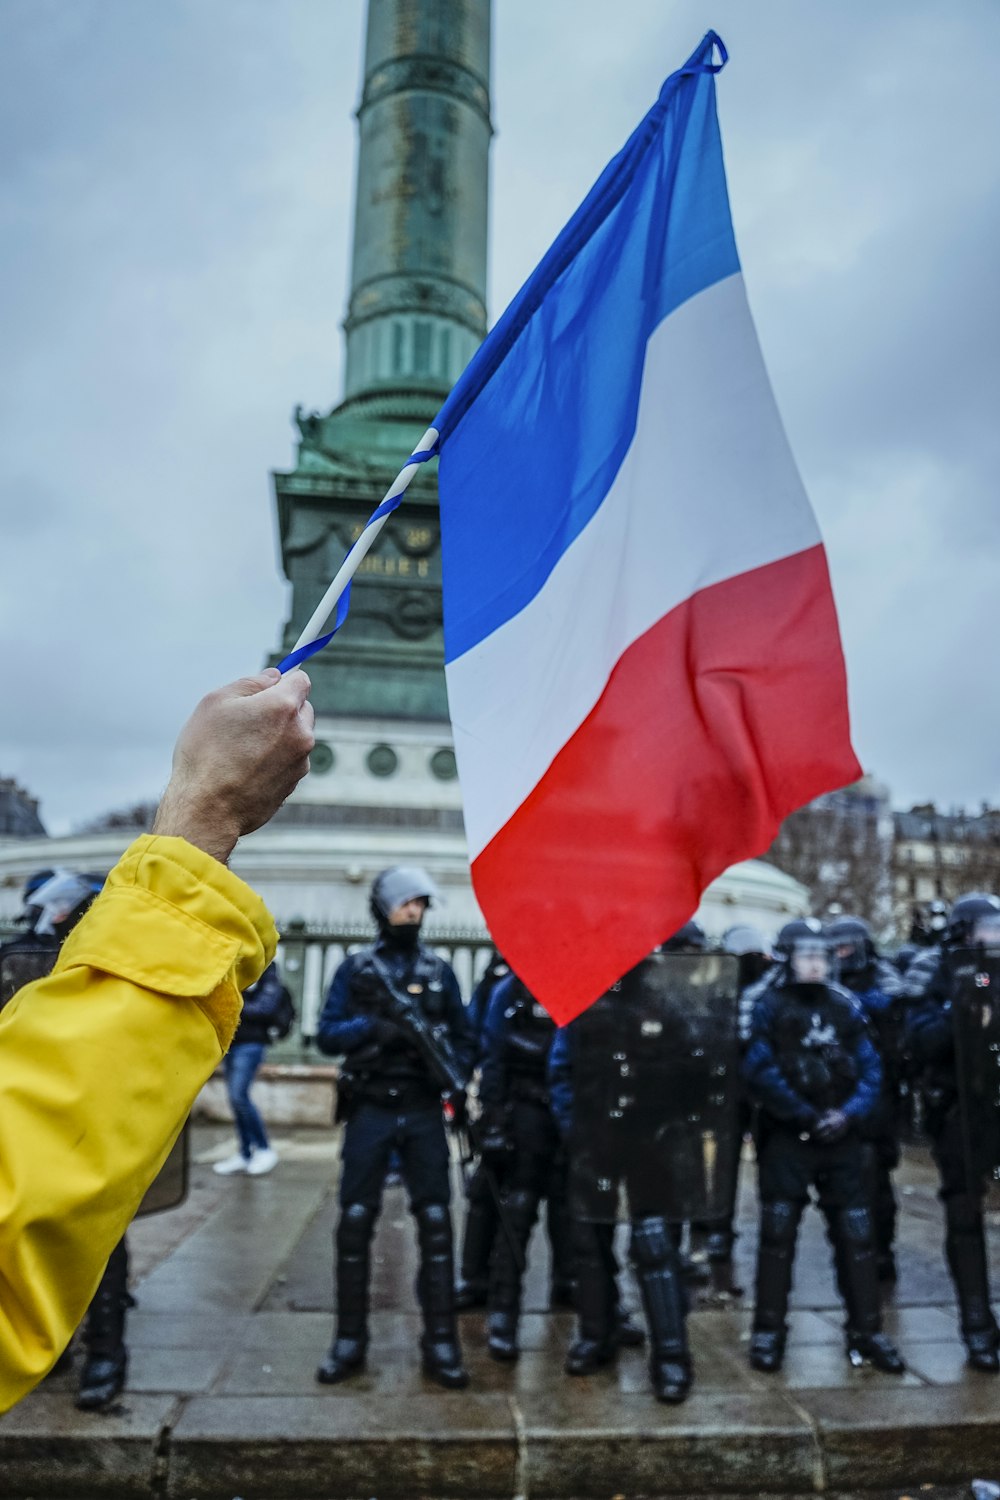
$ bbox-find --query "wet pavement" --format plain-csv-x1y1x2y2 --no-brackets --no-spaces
3,1125,999,1498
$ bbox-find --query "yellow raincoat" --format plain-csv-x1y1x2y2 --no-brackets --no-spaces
0,835,276,1412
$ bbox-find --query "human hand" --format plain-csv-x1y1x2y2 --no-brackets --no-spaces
152,668,315,863
812,1108,849,1144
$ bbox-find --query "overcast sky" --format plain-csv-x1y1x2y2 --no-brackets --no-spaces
1,0,998,835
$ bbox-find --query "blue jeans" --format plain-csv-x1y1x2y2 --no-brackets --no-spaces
223,1042,269,1158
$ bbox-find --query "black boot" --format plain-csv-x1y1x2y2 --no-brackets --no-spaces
946,1195,1000,1372
705,1225,743,1298
77,1238,129,1412
565,1220,617,1375
631,1216,691,1404
487,1190,538,1362
416,1203,469,1388
749,1200,800,1373
834,1207,904,1373
317,1203,375,1384
454,1168,498,1310
546,1186,576,1308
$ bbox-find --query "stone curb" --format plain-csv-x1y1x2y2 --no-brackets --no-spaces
3,1389,1000,1498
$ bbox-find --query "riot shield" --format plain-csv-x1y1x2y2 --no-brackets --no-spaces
569,950,741,1223
0,941,58,1011
0,941,189,1215
947,946,1000,1184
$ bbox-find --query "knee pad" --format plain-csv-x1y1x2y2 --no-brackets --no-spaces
838,1206,874,1246
630,1215,675,1270
337,1202,376,1255
760,1200,800,1249
416,1201,452,1254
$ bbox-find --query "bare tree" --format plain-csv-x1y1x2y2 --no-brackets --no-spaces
762,800,891,931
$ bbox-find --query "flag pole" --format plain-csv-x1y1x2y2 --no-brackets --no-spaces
284,425,439,663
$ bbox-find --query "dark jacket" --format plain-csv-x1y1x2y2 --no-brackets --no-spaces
479,975,556,1116
316,934,472,1109
467,951,512,1063
902,946,956,1113
743,978,882,1130
547,1023,574,1139
233,962,285,1046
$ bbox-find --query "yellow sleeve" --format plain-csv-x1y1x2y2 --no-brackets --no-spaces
0,834,276,1413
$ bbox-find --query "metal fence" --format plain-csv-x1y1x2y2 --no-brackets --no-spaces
0,920,495,1064
274,921,494,1061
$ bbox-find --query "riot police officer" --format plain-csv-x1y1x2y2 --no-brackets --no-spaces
689,924,773,1295
904,893,1000,1371
315,867,475,1389
826,915,905,1281
549,939,742,1403
743,922,904,1375
1,869,133,1411
454,950,513,1310
0,869,60,1010
478,973,572,1360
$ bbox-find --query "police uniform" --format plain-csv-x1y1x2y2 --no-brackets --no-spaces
743,936,903,1375
478,975,572,1360
548,942,740,1405
454,950,513,1309
903,894,1000,1371
315,871,474,1390
827,918,906,1281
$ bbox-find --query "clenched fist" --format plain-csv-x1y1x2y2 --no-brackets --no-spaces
152,668,315,863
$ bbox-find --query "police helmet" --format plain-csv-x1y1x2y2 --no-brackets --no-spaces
946,893,1000,948
369,865,440,925
721,924,770,957
825,915,875,979
661,920,707,953
28,869,104,937
773,917,823,961
773,918,830,985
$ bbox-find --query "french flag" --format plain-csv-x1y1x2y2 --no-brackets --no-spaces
432,33,862,1023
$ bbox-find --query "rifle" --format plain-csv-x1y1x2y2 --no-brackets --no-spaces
369,953,525,1273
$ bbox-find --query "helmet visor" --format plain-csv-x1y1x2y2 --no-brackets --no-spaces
789,938,831,984
969,912,1000,948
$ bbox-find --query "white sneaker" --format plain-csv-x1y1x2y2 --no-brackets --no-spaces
246,1148,278,1176
213,1152,251,1176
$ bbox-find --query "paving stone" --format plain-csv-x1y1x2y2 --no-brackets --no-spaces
517,1387,819,1497
0,1391,174,1498
127,1346,227,1395
801,1385,1000,1489
166,1393,517,1499
878,1304,962,1341
767,1341,925,1391
128,1309,250,1349
895,1339,987,1385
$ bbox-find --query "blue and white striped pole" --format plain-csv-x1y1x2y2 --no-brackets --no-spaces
277,425,439,672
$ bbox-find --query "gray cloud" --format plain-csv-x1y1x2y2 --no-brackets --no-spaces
1,0,998,831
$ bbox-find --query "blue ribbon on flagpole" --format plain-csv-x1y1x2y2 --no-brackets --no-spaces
277,448,436,672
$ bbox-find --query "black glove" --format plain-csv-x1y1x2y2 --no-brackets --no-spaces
371,1017,405,1048
813,1108,849,1144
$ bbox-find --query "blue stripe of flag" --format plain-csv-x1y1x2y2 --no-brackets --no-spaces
433,32,738,665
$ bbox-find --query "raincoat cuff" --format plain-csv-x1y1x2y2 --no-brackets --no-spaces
55,835,278,1051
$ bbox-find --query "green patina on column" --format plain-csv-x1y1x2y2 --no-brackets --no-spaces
271,0,492,721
